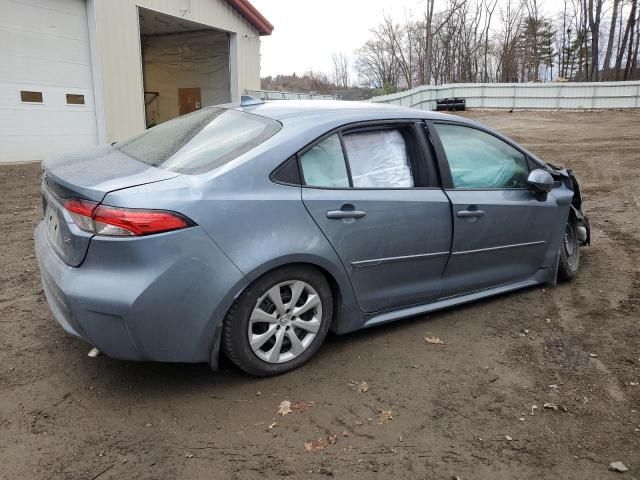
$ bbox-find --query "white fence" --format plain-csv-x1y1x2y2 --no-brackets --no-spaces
245,89,337,101
370,81,640,110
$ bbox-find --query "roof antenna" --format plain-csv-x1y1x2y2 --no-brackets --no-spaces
240,95,265,107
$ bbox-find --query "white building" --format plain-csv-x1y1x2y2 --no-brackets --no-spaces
0,0,273,162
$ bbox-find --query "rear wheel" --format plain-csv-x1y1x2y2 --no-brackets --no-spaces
222,266,332,376
558,219,580,281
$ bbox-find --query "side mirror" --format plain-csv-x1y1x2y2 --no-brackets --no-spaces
527,169,554,195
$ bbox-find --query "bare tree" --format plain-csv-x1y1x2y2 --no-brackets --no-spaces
350,0,637,90
482,0,499,82
614,0,638,79
331,52,350,89
496,0,524,81
585,0,604,80
623,0,638,79
603,0,621,79
354,38,399,91
632,4,640,77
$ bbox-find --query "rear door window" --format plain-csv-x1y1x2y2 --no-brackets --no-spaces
298,126,424,189
342,129,414,188
116,108,281,175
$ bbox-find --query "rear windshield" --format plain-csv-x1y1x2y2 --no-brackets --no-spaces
116,107,281,174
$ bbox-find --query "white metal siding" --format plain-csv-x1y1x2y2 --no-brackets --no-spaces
91,0,262,143
0,0,97,162
371,82,640,111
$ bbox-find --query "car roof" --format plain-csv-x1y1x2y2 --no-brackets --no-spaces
226,99,466,125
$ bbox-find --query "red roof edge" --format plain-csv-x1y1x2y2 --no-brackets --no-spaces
226,0,274,36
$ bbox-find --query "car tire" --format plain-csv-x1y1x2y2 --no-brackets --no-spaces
557,218,580,281
222,266,333,376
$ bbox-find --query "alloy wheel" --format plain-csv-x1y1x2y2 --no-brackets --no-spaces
247,280,322,364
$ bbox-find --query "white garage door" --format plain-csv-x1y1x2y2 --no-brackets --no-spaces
0,0,97,163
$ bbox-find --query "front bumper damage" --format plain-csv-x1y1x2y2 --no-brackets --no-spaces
547,163,590,247
566,169,590,246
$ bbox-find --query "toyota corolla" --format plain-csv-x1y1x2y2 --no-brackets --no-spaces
35,99,589,376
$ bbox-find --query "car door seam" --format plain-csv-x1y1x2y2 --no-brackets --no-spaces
298,187,358,305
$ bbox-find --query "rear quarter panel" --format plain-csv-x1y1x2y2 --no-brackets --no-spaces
102,159,358,309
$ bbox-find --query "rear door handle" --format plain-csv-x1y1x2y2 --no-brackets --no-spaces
326,209,367,219
456,209,486,219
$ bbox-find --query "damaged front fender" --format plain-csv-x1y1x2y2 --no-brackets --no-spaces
546,162,591,246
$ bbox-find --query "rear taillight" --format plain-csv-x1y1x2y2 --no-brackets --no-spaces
64,198,98,232
63,198,193,237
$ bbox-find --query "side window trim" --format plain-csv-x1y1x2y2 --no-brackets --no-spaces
294,119,434,190
428,121,532,191
425,121,454,189
270,155,302,186
337,130,354,187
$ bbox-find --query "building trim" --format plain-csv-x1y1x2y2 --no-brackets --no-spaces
226,0,273,35
86,0,107,143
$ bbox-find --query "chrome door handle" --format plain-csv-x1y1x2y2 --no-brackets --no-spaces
326,210,367,219
456,209,486,218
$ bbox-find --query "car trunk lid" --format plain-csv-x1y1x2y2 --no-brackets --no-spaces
41,145,179,267
43,145,179,202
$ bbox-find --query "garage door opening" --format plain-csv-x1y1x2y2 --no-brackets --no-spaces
138,7,231,128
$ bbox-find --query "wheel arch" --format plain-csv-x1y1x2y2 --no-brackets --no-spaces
241,254,356,307
209,255,357,370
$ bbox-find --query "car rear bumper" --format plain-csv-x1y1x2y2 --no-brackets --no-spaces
35,223,248,363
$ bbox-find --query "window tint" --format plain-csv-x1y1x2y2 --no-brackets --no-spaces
116,107,281,175
299,134,349,187
434,124,529,189
343,130,413,188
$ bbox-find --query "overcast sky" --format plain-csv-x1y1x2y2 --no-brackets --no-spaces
251,0,556,79
251,0,432,78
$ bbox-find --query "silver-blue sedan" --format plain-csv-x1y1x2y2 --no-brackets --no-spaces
35,99,589,376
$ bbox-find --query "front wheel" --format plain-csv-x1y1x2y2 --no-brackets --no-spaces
222,266,333,376
557,219,580,281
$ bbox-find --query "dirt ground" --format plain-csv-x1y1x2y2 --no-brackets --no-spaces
1,110,639,480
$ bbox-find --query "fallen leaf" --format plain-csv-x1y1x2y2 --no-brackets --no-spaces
377,410,393,424
292,400,312,413
609,461,628,472
304,437,328,452
276,400,291,416
424,336,444,345
268,421,279,429
349,380,369,393
543,402,568,412
589,353,598,358
505,435,513,441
